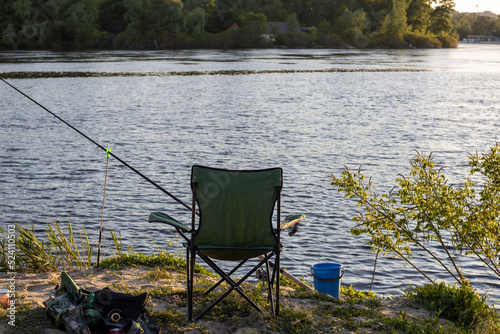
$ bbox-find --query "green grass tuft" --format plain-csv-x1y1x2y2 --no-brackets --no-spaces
98,250,214,276
0,220,96,272
151,308,188,333
405,281,500,332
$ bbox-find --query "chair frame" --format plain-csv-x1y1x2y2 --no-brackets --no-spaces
149,166,304,321
187,166,281,321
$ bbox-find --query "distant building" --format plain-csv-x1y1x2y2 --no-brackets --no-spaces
464,35,500,43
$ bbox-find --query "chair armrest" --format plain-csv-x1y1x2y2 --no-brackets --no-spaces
149,212,191,232
280,214,306,231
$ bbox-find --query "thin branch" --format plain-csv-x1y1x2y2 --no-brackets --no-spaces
345,171,462,284
369,249,380,291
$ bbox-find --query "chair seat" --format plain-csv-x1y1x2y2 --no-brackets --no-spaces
197,245,275,261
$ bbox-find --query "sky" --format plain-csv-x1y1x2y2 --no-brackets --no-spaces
454,0,500,14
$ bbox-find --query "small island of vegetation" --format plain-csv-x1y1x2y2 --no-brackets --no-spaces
2,0,497,51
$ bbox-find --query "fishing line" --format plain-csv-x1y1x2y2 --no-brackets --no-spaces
1,78,312,284
0,76,192,212
2,77,316,288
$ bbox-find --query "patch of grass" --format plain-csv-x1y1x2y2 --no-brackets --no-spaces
98,251,182,270
306,285,469,333
374,311,452,334
143,266,173,281
3,307,53,334
327,303,376,319
193,281,270,322
109,276,131,294
267,307,315,333
149,285,175,297
98,251,214,277
405,282,500,332
150,308,188,333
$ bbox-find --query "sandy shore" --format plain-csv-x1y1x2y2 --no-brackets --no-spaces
0,267,451,333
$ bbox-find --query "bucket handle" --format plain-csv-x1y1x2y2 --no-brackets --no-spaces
311,267,345,282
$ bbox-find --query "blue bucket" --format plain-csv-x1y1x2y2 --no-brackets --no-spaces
311,263,344,298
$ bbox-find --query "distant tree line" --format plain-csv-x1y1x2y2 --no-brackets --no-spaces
452,11,500,40
0,0,494,50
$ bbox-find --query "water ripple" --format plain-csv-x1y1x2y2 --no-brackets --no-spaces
1,68,430,79
1,47,499,306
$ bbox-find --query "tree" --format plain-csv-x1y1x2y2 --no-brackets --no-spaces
452,12,473,40
5,0,54,48
331,144,500,286
452,12,500,39
237,11,268,47
211,0,243,31
406,0,432,34
119,0,184,48
247,0,288,22
471,15,498,36
316,19,342,47
98,0,128,34
379,0,410,44
2,0,101,49
0,1,16,48
430,0,454,35
52,0,102,49
182,0,215,34
334,9,369,46
285,12,299,31
358,0,389,31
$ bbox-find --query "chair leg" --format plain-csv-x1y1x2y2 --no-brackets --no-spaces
275,251,280,317
187,248,192,321
265,258,275,315
188,247,196,321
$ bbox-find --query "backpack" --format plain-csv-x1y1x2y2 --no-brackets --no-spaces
44,272,161,334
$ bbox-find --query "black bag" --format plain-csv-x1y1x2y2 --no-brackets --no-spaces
93,288,161,334
94,288,147,320
45,273,161,334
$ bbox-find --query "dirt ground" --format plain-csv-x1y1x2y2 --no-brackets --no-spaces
0,267,450,333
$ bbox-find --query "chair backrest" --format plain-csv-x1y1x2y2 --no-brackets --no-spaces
191,166,282,250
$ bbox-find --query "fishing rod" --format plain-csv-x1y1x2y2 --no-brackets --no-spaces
0,76,192,212
2,77,313,289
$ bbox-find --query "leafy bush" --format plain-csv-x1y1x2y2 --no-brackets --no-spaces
405,32,442,48
275,31,314,48
331,144,500,284
368,32,406,48
437,32,459,48
405,282,499,331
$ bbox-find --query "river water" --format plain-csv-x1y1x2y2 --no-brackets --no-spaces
1,44,499,305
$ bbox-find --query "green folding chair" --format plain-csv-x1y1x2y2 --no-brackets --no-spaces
149,165,305,321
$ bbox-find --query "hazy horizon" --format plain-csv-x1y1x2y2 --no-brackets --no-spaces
455,0,499,15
